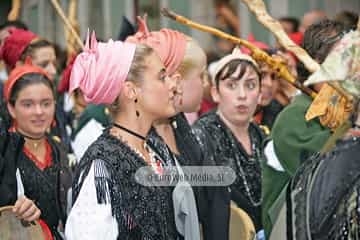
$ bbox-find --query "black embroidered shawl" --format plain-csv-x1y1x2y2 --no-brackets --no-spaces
72,129,180,240
147,113,206,224
192,110,264,238
147,113,202,167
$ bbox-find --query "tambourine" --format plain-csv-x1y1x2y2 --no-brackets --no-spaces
0,205,53,240
229,201,256,240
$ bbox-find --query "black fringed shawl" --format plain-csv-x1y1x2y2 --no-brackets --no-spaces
72,129,180,240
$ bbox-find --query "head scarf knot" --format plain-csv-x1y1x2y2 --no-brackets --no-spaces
126,15,187,75
69,31,136,104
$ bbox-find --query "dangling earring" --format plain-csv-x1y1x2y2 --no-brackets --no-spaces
134,98,140,117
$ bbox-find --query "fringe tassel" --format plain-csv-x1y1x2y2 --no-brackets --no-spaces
94,159,111,204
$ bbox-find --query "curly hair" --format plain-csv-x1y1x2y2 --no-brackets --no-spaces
334,11,359,31
297,19,346,83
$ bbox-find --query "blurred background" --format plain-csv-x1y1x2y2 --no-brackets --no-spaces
0,0,359,54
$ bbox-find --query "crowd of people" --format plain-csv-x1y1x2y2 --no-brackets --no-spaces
0,1,359,239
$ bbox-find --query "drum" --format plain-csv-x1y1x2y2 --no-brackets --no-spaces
0,205,52,240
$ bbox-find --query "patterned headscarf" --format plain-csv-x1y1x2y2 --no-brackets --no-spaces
304,30,360,98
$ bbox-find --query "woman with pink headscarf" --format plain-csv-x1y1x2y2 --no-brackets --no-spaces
125,15,207,173
126,17,207,238
65,32,182,239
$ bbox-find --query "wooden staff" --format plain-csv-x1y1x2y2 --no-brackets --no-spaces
161,8,317,98
8,0,21,21
65,0,81,58
241,0,353,102
49,0,84,50
242,0,320,73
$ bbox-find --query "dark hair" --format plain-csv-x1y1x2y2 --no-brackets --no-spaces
9,73,55,106
0,20,28,31
279,17,300,32
264,48,278,56
20,39,54,62
53,43,67,73
297,19,346,83
334,11,359,31
214,0,231,7
215,59,261,89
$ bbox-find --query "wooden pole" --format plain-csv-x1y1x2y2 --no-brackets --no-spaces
49,0,84,50
161,8,317,98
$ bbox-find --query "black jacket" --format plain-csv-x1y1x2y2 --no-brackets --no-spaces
193,111,265,240
0,120,24,206
290,137,360,240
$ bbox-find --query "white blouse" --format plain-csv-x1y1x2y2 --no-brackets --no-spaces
65,161,118,240
71,119,104,161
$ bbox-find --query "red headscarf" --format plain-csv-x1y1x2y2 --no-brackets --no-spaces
4,63,50,102
57,54,77,94
0,28,38,70
241,33,269,55
288,32,303,46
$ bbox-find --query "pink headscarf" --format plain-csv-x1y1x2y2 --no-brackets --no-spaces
69,31,136,104
126,16,187,75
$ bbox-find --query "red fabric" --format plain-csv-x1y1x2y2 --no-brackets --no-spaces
253,110,263,125
288,32,303,46
198,99,217,116
241,33,269,55
57,54,77,94
23,139,53,171
8,125,53,170
287,32,303,62
3,64,50,101
0,28,38,70
155,160,164,175
38,219,54,240
348,129,360,137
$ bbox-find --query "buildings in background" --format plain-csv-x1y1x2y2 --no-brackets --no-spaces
0,0,359,53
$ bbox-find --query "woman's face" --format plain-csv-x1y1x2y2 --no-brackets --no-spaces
213,64,261,126
179,63,207,113
8,83,55,138
137,52,178,120
31,46,57,80
259,64,279,106
177,51,206,113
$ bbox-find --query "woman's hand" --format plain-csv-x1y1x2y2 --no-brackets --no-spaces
13,196,41,222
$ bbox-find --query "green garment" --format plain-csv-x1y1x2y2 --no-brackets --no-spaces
72,104,110,137
262,94,331,237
